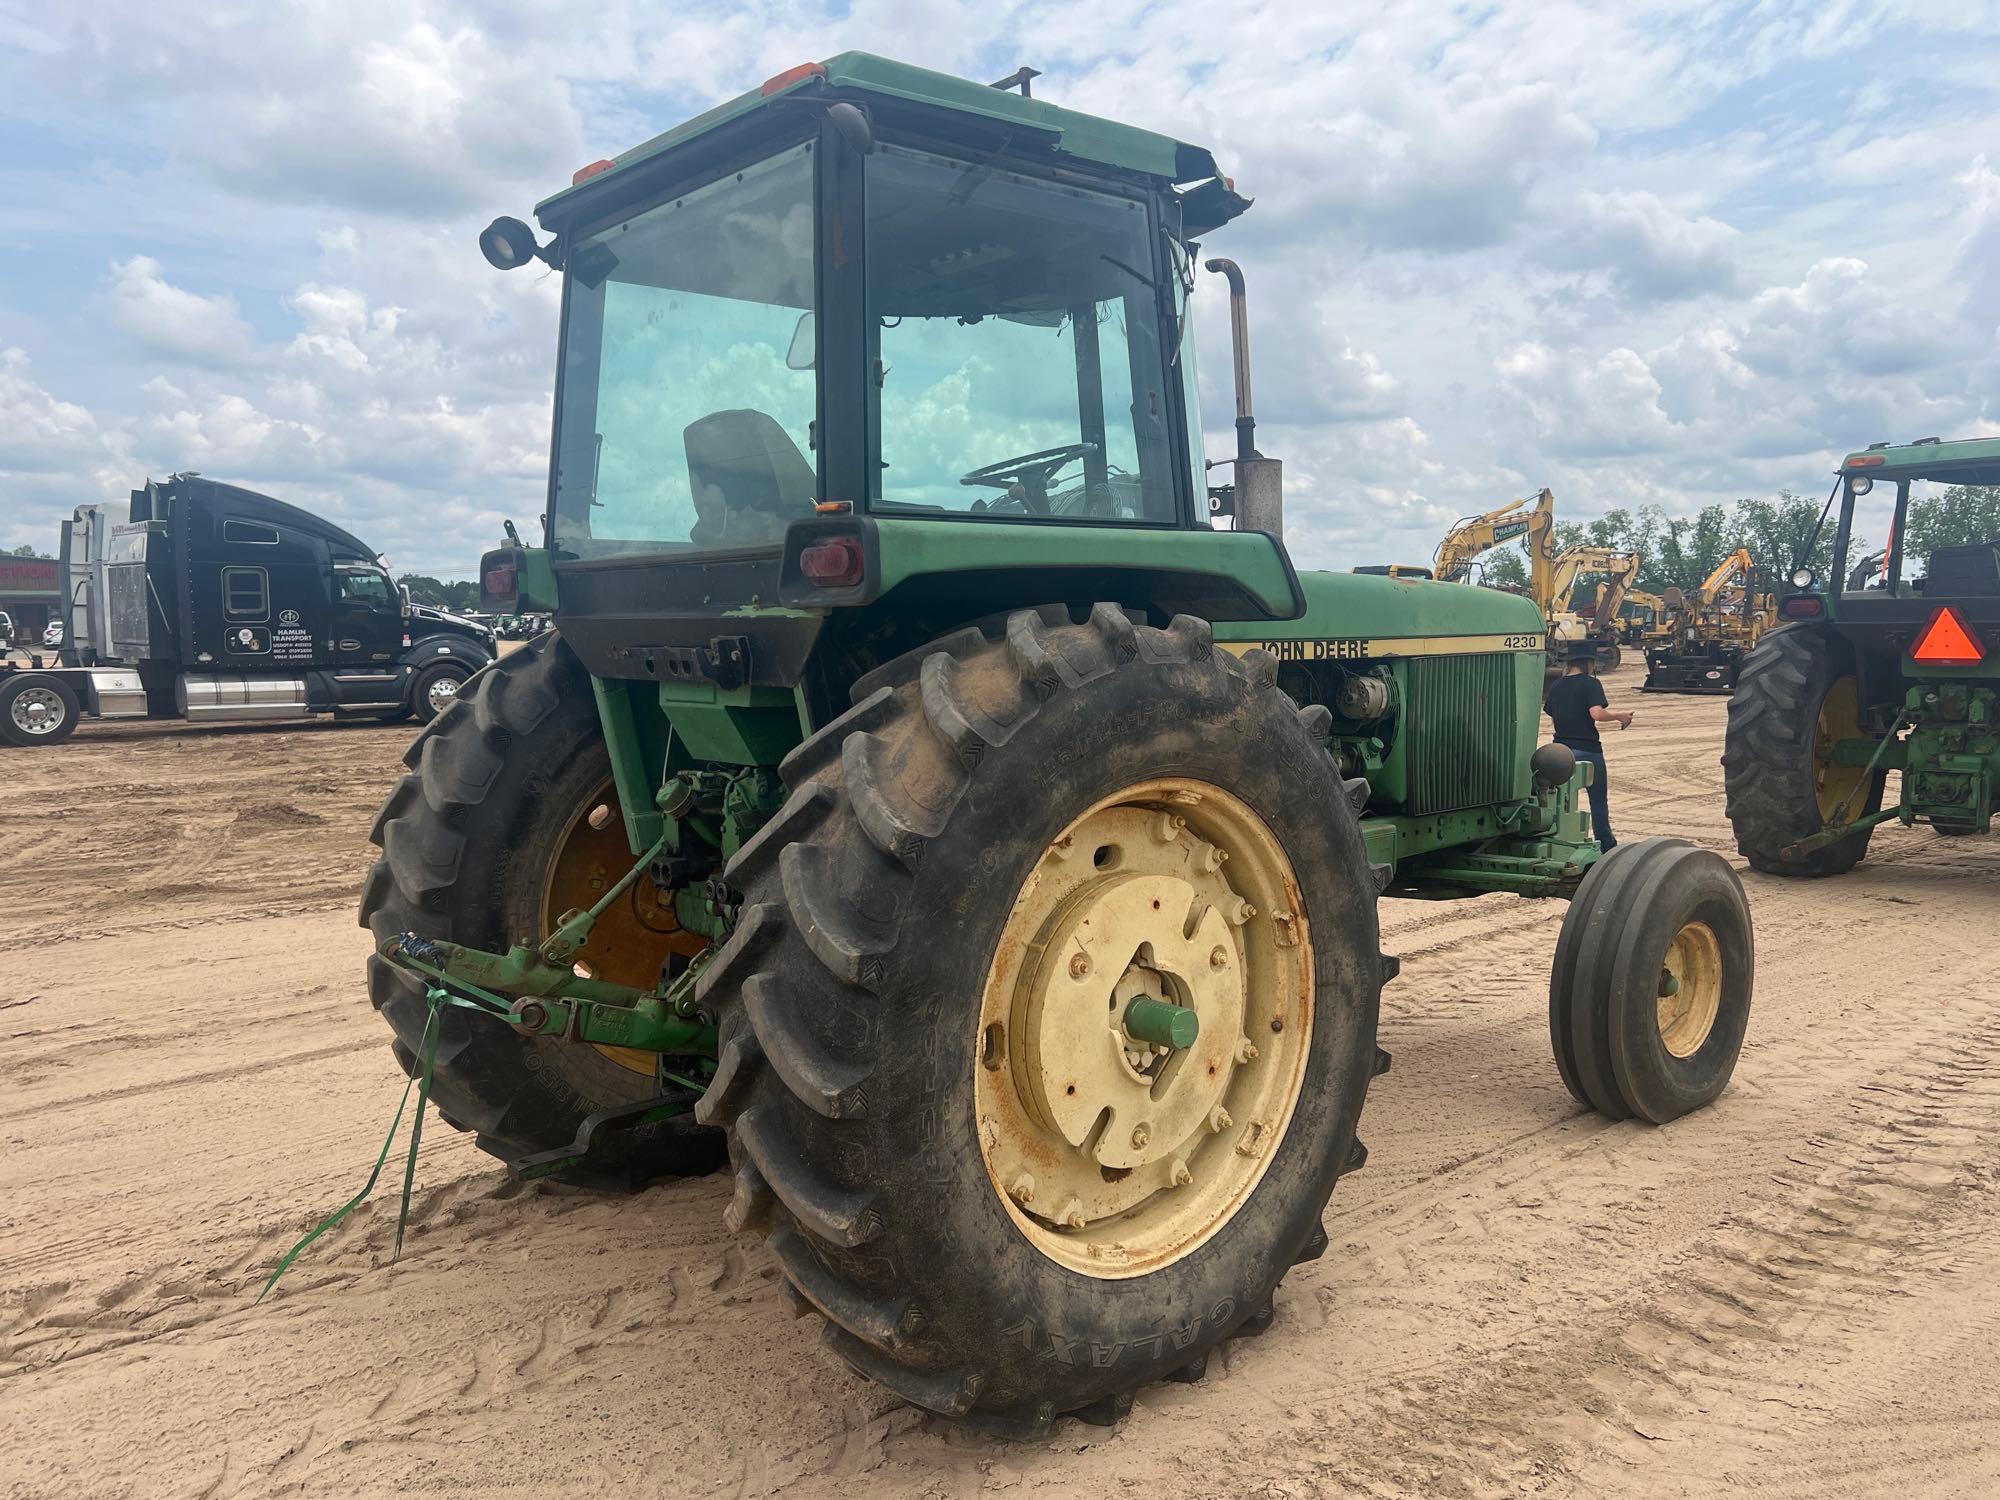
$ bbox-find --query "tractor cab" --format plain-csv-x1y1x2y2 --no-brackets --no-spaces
482,56,1251,560
1782,435,2000,664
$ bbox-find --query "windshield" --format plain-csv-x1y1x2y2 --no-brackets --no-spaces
551,142,818,558
865,146,1182,525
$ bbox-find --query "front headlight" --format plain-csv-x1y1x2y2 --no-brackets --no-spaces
1790,566,1816,590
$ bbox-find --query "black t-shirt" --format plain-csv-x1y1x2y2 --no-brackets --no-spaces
1545,672,1608,750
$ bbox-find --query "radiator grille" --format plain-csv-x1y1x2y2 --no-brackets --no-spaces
1405,653,1519,816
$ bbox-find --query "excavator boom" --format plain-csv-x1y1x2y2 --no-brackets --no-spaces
1432,489,1556,587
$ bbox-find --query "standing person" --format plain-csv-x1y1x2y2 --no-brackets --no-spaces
1544,647,1632,852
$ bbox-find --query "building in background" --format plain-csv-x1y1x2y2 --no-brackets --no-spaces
0,555,59,638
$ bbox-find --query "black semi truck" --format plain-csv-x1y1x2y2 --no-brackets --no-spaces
0,475,495,747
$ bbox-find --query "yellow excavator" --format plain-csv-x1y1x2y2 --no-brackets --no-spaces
1432,492,1642,668
1546,547,1643,669
1432,489,1557,590
1620,589,1667,647
1641,547,1775,694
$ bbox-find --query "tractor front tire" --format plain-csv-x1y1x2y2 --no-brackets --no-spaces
358,632,723,1188
1550,838,1753,1123
1723,626,1885,876
693,605,1384,1433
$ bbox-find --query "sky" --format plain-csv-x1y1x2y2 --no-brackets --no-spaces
2,0,1997,578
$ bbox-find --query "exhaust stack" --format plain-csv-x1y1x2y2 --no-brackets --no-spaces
1203,258,1282,540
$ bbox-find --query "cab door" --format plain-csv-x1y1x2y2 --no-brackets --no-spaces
331,565,404,669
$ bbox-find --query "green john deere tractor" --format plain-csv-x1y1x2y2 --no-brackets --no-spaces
361,54,1754,1433
1725,437,2000,874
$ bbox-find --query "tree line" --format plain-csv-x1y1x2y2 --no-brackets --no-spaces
1481,485,1999,595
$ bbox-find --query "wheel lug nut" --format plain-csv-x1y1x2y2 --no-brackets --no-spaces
1130,1123,1150,1149
1207,1106,1232,1133
1008,1173,1036,1205
1209,945,1229,969
1171,1158,1193,1186
1229,899,1256,926
1152,812,1187,843
1235,1036,1259,1063
1069,953,1091,979
1059,1198,1087,1229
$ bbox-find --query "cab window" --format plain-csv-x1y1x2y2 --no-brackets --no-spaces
336,568,394,610
864,146,1181,525
552,142,818,557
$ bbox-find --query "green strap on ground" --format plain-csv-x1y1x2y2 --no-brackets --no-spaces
257,986,485,1302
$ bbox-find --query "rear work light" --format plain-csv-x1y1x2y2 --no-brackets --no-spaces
799,536,864,588
483,561,518,601
761,62,827,96
1911,606,1985,667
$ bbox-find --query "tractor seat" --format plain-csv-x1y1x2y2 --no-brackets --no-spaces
1922,543,2000,597
685,409,815,547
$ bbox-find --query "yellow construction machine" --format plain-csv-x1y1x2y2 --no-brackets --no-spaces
1641,548,1775,693
1432,493,1640,667
1545,546,1643,669
1619,589,1667,647
1432,489,1556,589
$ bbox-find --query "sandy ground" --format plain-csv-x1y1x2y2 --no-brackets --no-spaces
2,660,1996,1499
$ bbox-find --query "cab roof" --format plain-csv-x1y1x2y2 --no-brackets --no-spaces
535,51,1246,230
1840,435,2000,488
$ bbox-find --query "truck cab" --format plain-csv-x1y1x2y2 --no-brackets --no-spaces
0,476,495,745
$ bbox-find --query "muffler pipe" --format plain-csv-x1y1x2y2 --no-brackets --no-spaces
1203,258,1282,539
1204,257,1257,464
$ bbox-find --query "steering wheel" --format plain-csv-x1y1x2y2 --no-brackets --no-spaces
960,444,1094,515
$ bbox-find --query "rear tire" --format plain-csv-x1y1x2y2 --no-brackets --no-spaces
1722,626,1884,875
0,674,80,746
359,632,723,1187
692,605,1383,1432
1550,838,1753,1123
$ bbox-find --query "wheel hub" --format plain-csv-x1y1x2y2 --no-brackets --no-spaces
11,687,64,736
541,779,705,1075
1657,919,1723,1058
976,779,1313,1278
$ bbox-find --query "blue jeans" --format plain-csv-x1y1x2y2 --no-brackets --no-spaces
1570,747,1616,852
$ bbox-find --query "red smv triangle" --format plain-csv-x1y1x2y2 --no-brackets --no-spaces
1911,607,1986,666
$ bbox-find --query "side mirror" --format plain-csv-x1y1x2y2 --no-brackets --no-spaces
399,582,413,618
786,311,816,371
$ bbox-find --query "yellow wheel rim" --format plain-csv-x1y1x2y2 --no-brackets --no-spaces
1814,676,1867,824
540,778,705,1076
974,778,1314,1279
1657,921,1724,1058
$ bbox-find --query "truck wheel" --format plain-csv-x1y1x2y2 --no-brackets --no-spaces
1599,642,1622,672
1549,838,1753,1123
409,660,472,725
0,674,80,747
693,605,1383,1432
1722,626,1884,875
359,632,722,1187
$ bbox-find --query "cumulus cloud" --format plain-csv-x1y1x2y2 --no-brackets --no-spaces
3,1,1998,571
1551,190,1740,301
105,257,260,369
0,349,106,474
